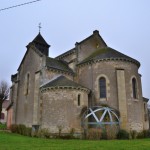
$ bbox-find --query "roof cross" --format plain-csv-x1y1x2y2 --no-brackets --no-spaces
38,23,42,33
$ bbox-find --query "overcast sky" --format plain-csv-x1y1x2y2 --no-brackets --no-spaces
0,0,150,100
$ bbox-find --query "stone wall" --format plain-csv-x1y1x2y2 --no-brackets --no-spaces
77,60,148,131
10,81,18,124
7,108,13,129
77,31,106,62
14,47,43,127
41,89,88,133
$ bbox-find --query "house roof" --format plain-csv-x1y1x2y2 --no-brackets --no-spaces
46,57,74,74
79,47,140,67
41,75,90,92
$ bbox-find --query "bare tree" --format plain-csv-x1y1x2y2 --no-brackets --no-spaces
0,80,9,121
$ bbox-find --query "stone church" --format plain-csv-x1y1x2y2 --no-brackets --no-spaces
10,30,149,133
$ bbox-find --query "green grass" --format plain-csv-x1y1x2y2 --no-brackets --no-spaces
0,131,150,150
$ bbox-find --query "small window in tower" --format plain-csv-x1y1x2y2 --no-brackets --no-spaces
78,94,81,106
96,44,99,48
99,77,106,98
132,78,137,99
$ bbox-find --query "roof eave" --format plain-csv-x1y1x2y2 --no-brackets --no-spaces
77,58,140,68
41,86,90,94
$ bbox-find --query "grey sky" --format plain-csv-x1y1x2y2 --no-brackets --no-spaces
0,0,150,100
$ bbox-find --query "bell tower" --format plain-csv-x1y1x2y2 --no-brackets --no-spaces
31,32,50,56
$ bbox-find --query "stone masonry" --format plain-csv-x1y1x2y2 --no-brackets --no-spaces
10,30,149,134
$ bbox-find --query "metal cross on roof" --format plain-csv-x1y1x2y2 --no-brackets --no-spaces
38,23,42,33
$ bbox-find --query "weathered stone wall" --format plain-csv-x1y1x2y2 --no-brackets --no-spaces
77,60,148,131
10,79,19,124
41,89,88,133
57,31,107,71
15,47,43,127
33,72,41,125
57,52,77,71
77,31,106,62
11,32,149,133
116,69,128,130
41,69,73,85
58,51,76,63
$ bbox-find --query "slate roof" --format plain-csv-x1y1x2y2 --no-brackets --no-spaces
46,57,74,74
32,32,50,47
79,47,140,67
143,97,149,102
41,76,89,92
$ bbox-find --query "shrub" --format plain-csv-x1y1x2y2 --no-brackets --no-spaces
84,125,119,140
87,128,102,140
117,129,129,139
36,128,51,138
101,129,107,140
130,130,137,139
105,125,119,139
82,129,87,139
10,124,32,136
57,125,63,137
0,123,6,130
137,130,150,139
143,130,150,138
137,131,144,139
10,124,18,133
25,127,32,136
70,128,75,138
18,124,26,135
59,134,72,139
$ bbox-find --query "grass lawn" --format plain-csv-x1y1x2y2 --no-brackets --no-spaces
0,131,150,150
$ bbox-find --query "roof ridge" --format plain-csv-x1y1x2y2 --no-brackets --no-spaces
40,75,90,92
78,47,140,67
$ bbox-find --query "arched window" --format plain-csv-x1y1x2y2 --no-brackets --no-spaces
99,77,106,98
26,73,30,95
132,78,137,99
78,94,81,106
